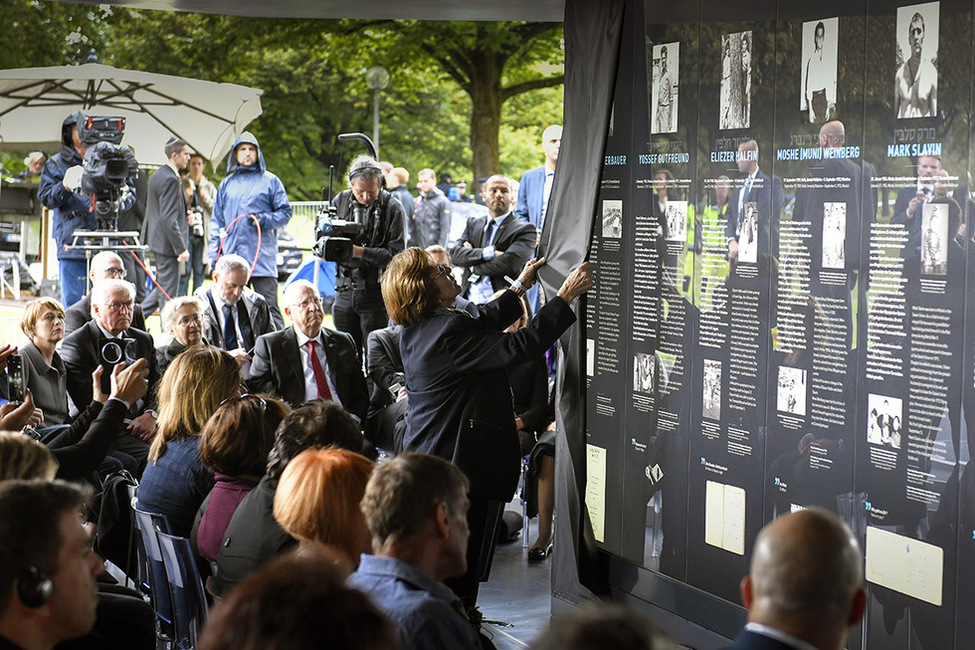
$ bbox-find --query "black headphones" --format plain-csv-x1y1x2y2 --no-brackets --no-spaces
17,565,54,608
348,161,387,189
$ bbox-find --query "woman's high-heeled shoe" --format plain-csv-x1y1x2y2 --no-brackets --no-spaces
527,543,554,562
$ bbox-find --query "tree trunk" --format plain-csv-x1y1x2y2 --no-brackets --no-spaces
468,45,504,194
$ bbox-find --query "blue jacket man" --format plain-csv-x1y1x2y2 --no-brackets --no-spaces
210,132,292,327
39,112,135,307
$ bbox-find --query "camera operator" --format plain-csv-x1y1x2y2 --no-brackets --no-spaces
39,113,135,308
181,153,216,294
329,155,407,354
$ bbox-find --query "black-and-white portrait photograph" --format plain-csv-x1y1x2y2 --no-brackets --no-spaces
651,42,679,134
776,366,807,416
633,352,656,394
867,393,903,450
737,201,758,263
702,359,722,420
894,2,939,119
921,201,948,275
602,199,623,239
665,201,687,242
800,18,838,123
822,202,846,269
720,31,752,130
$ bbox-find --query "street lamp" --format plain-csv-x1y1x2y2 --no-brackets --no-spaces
365,66,390,158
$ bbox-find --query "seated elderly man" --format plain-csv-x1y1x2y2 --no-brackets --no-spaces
249,280,367,418
64,251,147,336
724,507,866,650
349,453,484,649
156,296,206,375
196,254,274,373
61,279,161,470
0,480,103,650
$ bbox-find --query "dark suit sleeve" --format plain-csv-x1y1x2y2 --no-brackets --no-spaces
156,171,189,255
247,333,276,395
366,330,405,394
471,221,536,279
61,329,95,413
514,359,551,431
357,198,406,270
448,218,484,267
514,171,531,221
48,400,129,481
64,302,87,336
891,187,917,225
330,330,369,422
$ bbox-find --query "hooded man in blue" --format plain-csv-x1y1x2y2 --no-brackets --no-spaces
39,112,136,307
210,132,291,328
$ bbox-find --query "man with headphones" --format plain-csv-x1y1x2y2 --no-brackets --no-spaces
0,479,102,650
330,155,407,355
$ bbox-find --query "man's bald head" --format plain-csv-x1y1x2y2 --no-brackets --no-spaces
89,251,126,283
820,121,845,148
743,508,865,649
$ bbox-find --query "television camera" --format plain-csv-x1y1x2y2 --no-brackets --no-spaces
312,165,367,263
79,116,138,230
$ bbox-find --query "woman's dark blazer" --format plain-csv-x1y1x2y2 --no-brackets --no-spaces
401,290,575,502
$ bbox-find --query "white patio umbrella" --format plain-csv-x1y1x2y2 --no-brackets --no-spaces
0,62,263,165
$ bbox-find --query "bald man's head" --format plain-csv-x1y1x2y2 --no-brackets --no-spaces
742,508,865,649
820,121,845,148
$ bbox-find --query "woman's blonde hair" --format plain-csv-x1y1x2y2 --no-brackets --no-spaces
150,346,241,462
273,447,374,564
20,298,65,338
0,432,57,480
381,247,441,327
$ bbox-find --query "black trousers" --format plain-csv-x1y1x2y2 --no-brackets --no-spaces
249,275,284,329
443,496,504,608
142,252,179,315
332,284,389,357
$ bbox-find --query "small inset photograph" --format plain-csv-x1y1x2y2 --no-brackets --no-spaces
633,352,656,394
800,18,838,123
666,201,687,242
702,359,722,420
921,201,948,275
776,366,807,416
737,202,758,263
894,2,939,119
651,42,679,134
867,393,903,450
822,202,846,269
720,31,752,130
586,338,595,377
602,199,623,238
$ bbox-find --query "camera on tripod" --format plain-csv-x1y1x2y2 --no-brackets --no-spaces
78,116,139,230
312,207,367,263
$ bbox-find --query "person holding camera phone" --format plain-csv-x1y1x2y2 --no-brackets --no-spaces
182,153,216,294
61,279,161,474
328,155,407,356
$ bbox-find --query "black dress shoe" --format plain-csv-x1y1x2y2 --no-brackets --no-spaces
527,543,553,562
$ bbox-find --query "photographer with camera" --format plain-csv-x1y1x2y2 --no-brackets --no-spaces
39,113,136,308
142,137,192,316
325,155,407,355
181,153,216,294
61,279,161,474
210,132,291,329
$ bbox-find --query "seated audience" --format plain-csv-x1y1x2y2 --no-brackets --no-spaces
195,254,274,371
137,347,241,536
249,280,368,418
61,279,160,468
530,602,676,650
0,480,101,650
199,546,398,650
16,298,71,426
724,508,866,650
63,251,147,336
156,296,206,376
213,399,365,596
365,324,406,453
350,452,484,649
272,447,373,569
192,394,288,563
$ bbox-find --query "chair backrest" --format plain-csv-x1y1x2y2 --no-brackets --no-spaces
156,531,210,650
132,506,175,639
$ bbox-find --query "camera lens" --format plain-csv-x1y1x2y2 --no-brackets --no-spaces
101,341,123,365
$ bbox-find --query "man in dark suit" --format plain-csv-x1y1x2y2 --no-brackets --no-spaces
64,251,146,336
142,137,191,315
61,279,161,469
449,174,537,304
365,324,406,453
725,139,784,263
723,508,866,650
249,280,368,420
195,253,274,373
891,154,942,258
